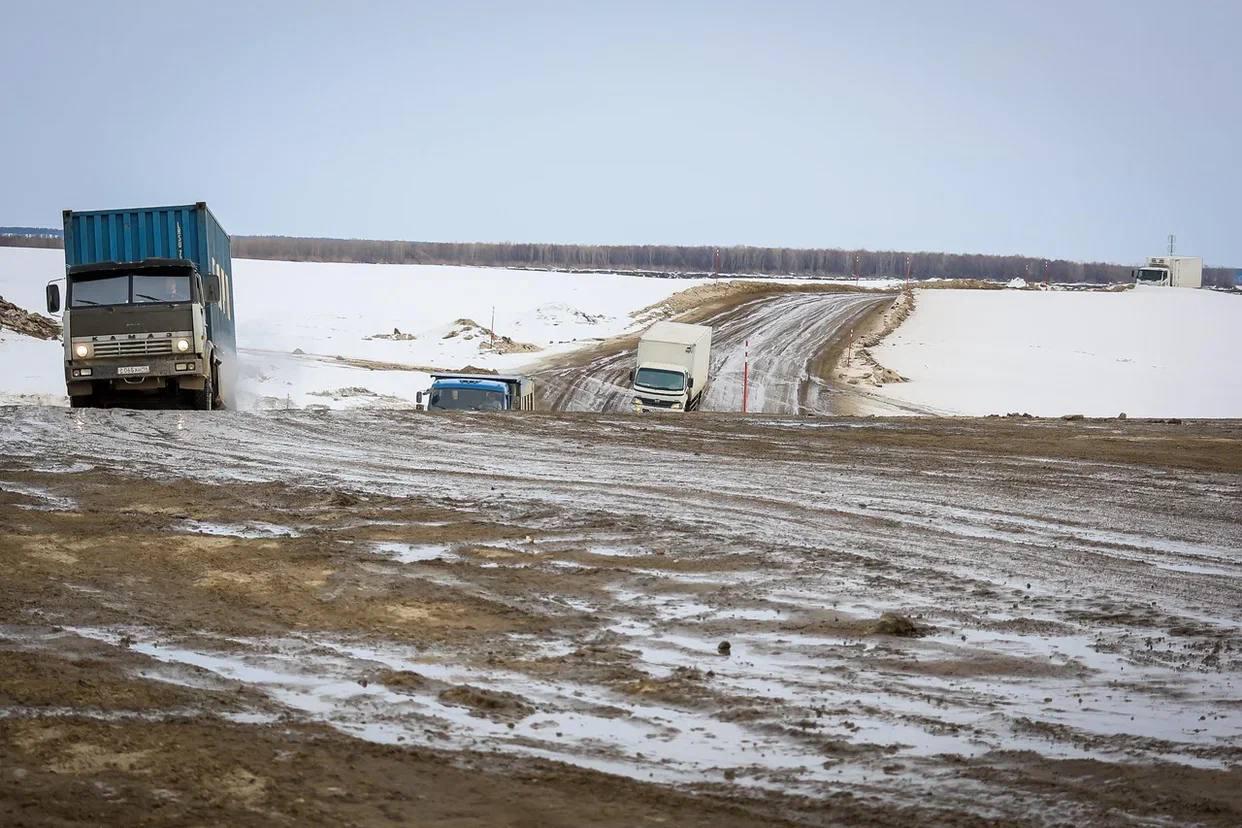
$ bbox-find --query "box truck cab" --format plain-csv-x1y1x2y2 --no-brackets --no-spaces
46,203,235,409
630,321,712,412
417,373,536,411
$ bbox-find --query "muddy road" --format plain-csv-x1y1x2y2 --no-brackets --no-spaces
537,291,889,414
2,407,1242,826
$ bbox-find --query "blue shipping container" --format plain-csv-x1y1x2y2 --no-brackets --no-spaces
62,202,235,354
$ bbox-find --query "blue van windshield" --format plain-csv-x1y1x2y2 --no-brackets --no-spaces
429,387,507,411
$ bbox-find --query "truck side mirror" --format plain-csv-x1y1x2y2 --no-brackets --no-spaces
46,284,61,314
628,369,635,383
204,274,221,303
687,377,694,389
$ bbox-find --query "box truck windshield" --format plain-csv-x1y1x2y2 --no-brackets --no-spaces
635,368,685,392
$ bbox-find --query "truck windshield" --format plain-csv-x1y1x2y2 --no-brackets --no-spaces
635,368,685,391
429,387,507,411
133,274,192,303
70,273,193,307
70,275,129,307
1136,268,1168,283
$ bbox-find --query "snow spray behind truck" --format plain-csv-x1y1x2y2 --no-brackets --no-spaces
629,321,712,412
46,203,236,409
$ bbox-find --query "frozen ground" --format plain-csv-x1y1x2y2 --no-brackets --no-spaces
1,408,1240,825
873,287,1242,417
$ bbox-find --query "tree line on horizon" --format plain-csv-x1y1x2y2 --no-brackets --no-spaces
2,232,1236,287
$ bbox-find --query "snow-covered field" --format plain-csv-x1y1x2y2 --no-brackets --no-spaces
4,244,1241,418
873,287,1242,417
0,247,708,408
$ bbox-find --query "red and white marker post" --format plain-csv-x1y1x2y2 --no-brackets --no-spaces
741,338,750,414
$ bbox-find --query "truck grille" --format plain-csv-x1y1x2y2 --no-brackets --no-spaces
92,338,175,357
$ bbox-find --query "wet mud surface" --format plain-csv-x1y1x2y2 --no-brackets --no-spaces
2,407,1241,825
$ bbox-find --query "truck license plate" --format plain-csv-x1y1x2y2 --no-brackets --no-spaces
116,365,150,376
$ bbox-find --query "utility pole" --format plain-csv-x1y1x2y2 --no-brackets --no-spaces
905,255,912,290
490,306,496,348
1168,234,1176,255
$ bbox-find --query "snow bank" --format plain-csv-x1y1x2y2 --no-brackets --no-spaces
871,287,1242,417
0,247,707,409
0,248,66,405
0,332,64,406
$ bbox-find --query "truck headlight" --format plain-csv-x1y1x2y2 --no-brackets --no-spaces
671,402,684,410
74,343,90,358
176,338,191,352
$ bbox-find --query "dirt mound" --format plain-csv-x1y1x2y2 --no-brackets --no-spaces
365,327,416,341
0,297,60,340
443,319,541,355
632,279,866,324
837,292,912,389
377,669,426,693
868,612,931,637
308,386,377,398
438,684,534,721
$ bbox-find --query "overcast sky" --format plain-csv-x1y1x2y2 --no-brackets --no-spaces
2,1,1238,265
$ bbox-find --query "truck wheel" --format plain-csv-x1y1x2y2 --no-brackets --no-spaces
211,364,224,410
69,394,94,409
193,374,214,411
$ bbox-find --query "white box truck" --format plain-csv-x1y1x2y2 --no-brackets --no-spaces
630,321,712,412
1133,256,1202,288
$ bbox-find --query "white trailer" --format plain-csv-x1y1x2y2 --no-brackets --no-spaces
1133,256,1202,289
630,321,712,412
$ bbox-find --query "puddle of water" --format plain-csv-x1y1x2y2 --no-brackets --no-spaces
712,608,786,622
29,461,95,474
63,627,850,791
179,519,301,539
588,545,649,558
0,481,76,511
369,541,452,563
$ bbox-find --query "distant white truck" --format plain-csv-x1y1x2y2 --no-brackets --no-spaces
630,321,712,412
1133,256,1202,288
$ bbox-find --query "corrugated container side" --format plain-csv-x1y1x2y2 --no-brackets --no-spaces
63,205,207,270
196,204,236,354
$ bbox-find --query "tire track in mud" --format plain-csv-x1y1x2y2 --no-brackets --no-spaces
6,408,1239,621
535,292,891,414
